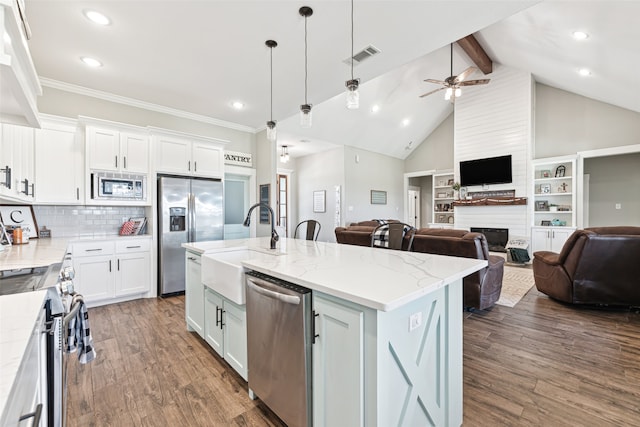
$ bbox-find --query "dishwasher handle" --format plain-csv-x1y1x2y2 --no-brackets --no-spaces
247,280,300,305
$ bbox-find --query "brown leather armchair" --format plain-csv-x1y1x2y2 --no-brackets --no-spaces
410,229,505,310
533,226,640,306
335,220,399,247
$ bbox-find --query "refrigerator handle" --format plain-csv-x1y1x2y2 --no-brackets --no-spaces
189,192,195,242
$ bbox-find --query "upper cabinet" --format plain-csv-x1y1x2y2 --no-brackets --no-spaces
0,123,35,202
0,1,41,127
84,119,150,174
152,128,227,178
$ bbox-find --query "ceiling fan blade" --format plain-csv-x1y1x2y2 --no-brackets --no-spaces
458,79,491,86
423,78,447,85
454,66,477,83
419,87,446,98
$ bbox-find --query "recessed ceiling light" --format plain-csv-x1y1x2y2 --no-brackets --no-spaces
578,68,591,76
572,31,589,41
402,118,410,127
84,10,111,26
231,101,244,110
81,56,102,67
371,104,380,113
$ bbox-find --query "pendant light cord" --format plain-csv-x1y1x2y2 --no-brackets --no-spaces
304,14,308,104
450,43,453,76
270,46,273,121
350,0,354,81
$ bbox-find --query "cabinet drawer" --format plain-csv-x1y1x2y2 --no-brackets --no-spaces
115,238,151,253
72,241,114,257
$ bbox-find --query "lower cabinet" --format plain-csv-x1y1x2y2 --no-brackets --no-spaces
72,238,151,307
185,251,204,337
204,287,248,380
531,226,575,253
312,293,365,427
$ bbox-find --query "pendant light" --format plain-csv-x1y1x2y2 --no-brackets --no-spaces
345,0,359,109
280,145,290,163
299,6,313,128
265,40,278,142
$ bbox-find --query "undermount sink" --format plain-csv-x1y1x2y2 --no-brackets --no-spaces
201,249,277,305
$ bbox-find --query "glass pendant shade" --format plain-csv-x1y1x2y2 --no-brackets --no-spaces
266,120,277,142
280,146,290,163
346,79,360,109
300,104,312,128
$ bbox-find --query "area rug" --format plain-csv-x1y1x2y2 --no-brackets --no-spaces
496,265,535,307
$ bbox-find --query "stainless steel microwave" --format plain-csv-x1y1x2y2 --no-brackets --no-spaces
91,172,146,201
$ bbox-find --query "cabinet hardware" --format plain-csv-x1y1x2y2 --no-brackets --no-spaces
124,156,127,169
312,310,319,344
30,183,35,197
20,178,29,195
117,259,120,271
126,245,141,249
76,187,80,200
109,260,112,272
220,309,225,328
85,248,102,252
194,161,197,172
0,165,11,189
215,306,221,326
115,155,118,168
188,160,191,171
18,403,42,426
188,256,196,261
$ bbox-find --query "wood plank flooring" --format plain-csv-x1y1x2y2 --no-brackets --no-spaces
66,289,640,426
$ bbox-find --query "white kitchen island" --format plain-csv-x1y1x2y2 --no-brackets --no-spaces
183,237,487,427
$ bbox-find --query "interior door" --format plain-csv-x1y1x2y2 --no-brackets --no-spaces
224,174,250,239
408,189,421,228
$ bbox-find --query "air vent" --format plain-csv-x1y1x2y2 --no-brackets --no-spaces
343,45,381,66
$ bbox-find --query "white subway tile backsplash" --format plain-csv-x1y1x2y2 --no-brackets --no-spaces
32,205,146,238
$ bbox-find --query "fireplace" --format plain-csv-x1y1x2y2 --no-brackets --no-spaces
471,227,508,252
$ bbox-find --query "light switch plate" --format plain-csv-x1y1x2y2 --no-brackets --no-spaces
409,312,422,331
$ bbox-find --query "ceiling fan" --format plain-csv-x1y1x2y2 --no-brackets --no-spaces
419,43,490,102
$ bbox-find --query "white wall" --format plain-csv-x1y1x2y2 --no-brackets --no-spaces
295,147,345,243
535,84,640,159
453,64,533,238
254,130,276,238
404,113,454,173
343,146,405,225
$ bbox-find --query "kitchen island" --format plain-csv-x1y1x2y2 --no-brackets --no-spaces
184,237,487,427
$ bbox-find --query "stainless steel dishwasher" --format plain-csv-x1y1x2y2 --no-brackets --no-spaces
245,271,312,427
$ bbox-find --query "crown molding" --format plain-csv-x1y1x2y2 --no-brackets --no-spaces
39,77,257,134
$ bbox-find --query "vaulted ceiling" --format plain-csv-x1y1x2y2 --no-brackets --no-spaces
25,1,640,159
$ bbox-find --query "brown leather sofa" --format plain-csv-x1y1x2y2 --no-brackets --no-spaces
335,220,396,247
410,229,505,310
533,226,640,306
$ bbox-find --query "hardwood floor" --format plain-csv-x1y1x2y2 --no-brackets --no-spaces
66,290,640,426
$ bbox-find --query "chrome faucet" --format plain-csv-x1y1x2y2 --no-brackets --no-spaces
243,203,279,249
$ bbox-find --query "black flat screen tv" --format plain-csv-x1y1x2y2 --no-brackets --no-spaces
460,154,512,186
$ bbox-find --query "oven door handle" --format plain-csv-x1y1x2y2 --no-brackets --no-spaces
247,280,300,305
19,403,42,426
63,295,85,328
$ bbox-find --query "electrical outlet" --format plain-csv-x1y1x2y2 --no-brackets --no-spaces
409,312,422,331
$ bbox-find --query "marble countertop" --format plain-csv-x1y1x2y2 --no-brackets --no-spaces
184,237,487,312
0,289,48,418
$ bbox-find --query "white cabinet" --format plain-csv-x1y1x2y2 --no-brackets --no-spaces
0,123,35,201
312,293,364,427
185,251,204,337
531,226,575,253
86,125,149,174
430,171,455,227
0,2,42,128
153,130,226,178
72,238,151,307
204,287,248,380
34,117,84,204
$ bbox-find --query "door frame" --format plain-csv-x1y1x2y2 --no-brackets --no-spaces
403,170,436,226
225,165,257,237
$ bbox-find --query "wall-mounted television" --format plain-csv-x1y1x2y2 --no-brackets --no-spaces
460,154,512,187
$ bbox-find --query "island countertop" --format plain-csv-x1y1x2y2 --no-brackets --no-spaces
183,237,487,312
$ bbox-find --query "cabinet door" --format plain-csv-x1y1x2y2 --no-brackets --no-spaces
35,121,84,204
185,253,204,337
120,132,149,173
74,255,114,303
0,123,34,200
204,288,224,356
115,251,150,296
223,300,247,381
313,294,364,427
192,142,223,178
531,228,551,253
87,126,119,171
550,228,573,253
156,135,191,174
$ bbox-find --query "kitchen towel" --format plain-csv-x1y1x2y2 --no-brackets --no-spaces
66,297,97,364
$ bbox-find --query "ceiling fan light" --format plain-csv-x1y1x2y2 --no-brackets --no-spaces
266,120,277,142
444,87,453,100
300,104,313,128
346,79,360,109
455,87,462,97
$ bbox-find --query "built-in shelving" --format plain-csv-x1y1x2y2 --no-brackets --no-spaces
430,172,455,228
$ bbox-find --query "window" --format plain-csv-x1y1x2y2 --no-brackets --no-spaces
277,174,288,236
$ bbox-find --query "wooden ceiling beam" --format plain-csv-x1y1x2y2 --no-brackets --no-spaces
456,34,493,75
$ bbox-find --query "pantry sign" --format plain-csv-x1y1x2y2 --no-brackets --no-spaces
224,151,252,167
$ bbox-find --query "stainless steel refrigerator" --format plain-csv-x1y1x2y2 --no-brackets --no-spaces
158,175,223,296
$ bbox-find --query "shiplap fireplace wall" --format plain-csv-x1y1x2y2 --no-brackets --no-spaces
453,64,533,240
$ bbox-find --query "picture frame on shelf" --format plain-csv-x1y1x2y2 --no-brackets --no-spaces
536,200,549,211
555,165,566,177
540,183,551,194
438,214,446,222
259,184,270,224
541,220,552,226
447,178,454,185
540,170,551,178
0,205,39,238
